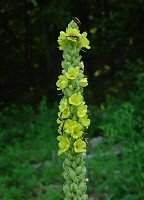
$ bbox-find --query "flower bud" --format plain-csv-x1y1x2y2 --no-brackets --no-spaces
79,77,88,87
76,190,82,196
66,190,73,199
78,174,85,181
63,184,70,193
65,88,73,97
70,105,75,115
74,80,79,89
63,162,72,170
74,196,82,200
69,85,73,90
65,54,71,62
75,156,82,165
82,152,87,158
69,169,76,180
77,71,84,79
67,152,74,161
63,171,68,180
64,158,72,166
70,183,78,191
79,182,87,193
75,165,83,175
62,69,65,74
72,161,77,169
71,114,77,121
81,160,85,166
82,166,87,174
81,194,88,200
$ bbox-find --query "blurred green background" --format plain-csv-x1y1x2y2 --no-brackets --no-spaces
0,0,144,199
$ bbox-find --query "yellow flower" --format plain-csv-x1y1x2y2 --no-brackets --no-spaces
56,75,68,90
69,93,83,106
79,77,88,87
65,67,79,80
71,124,83,139
57,136,70,155
79,114,90,128
59,99,70,119
74,139,86,153
58,31,67,50
59,99,68,112
61,106,70,119
79,32,90,49
66,28,80,42
77,103,87,117
64,119,77,134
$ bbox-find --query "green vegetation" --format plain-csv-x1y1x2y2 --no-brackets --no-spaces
88,102,144,200
0,59,144,200
0,0,144,199
0,97,63,199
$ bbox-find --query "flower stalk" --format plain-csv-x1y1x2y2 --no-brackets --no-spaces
56,19,90,200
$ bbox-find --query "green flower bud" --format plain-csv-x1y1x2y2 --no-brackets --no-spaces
65,88,73,97
82,166,87,174
76,190,83,196
72,79,79,89
62,69,65,74
63,184,70,193
70,183,78,191
67,153,74,161
75,156,82,165
64,158,72,167
65,54,71,62
77,71,84,79
81,160,86,166
81,194,88,200
69,169,76,180
79,182,87,192
66,190,73,199
70,105,75,115
78,87,83,93
75,165,83,175
63,172,68,180
78,174,85,182
82,152,87,158
73,176,79,184
69,84,73,90
72,161,77,169
71,114,77,121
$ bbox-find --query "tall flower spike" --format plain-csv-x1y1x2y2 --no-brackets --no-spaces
56,18,90,200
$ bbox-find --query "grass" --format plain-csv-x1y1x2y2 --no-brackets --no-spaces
0,97,63,199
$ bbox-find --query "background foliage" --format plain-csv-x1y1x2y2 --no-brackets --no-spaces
0,0,144,105
0,0,144,199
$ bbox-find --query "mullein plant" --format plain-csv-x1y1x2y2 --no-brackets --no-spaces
56,18,90,200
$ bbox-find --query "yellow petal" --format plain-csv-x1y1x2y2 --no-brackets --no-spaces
69,93,83,106
77,104,87,117
79,78,88,87
65,67,79,80
74,139,86,153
